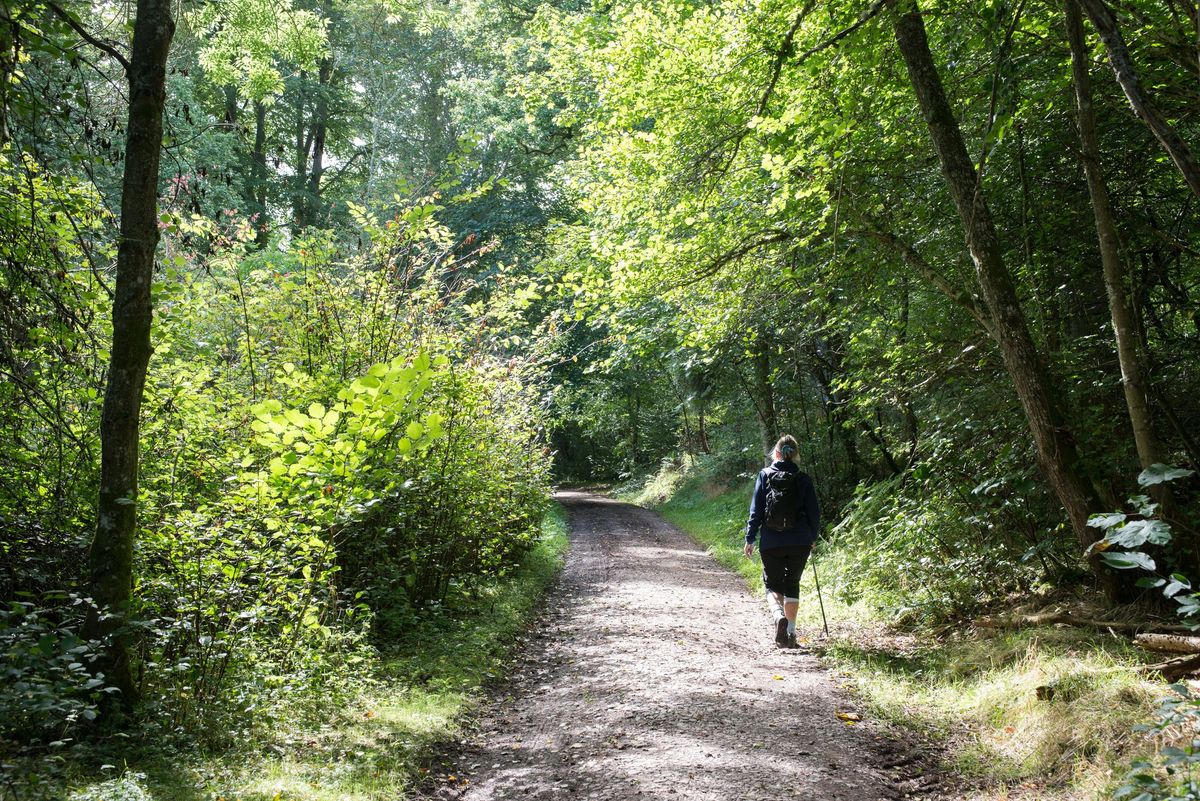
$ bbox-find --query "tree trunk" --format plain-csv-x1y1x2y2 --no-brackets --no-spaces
860,413,902,476
1077,0,1200,201
684,361,712,454
292,72,309,233
82,0,175,709
753,338,779,463
807,336,870,479
1065,1,1169,479
222,84,238,126
891,0,1119,600
251,99,268,248
302,56,333,229
1135,632,1200,654
0,16,16,145
976,611,1193,633
630,394,641,465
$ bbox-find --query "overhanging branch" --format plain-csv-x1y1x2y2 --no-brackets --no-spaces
45,1,131,73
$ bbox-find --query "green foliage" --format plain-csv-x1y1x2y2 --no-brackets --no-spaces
68,772,154,801
1117,684,1200,801
59,506,566,801
0,601,111,738
190,0,329,102
1072,467,1200,801
0,143,554,794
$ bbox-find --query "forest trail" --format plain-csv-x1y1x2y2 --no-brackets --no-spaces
417,492,944,801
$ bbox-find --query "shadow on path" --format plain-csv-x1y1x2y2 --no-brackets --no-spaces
413,492,945,801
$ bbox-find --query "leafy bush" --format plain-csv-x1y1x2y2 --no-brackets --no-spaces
821,454,1069,624
0,189,553,762
0,600,112,743
1076,465,1200,801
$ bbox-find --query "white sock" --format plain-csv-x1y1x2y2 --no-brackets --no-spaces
787,620,797,636
767,592,785,620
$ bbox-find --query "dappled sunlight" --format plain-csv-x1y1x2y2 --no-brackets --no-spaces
432,493,913,801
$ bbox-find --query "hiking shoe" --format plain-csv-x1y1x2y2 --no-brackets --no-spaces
774,617,789,647
787,633,801,649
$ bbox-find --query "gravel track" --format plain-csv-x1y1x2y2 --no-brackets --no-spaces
417,491,946,801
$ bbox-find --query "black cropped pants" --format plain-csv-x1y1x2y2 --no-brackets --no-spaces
760,544,812,599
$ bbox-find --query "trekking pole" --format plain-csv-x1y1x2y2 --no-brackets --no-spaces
811,545,830,637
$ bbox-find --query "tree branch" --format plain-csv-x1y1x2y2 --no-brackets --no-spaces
790,0,889,66
706,0,886,186
852,228,996,338
682,229,792,287
1076,0,1200,201
44,1,130,73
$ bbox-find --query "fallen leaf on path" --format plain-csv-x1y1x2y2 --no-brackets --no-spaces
836,711,862,723
772,674,784,680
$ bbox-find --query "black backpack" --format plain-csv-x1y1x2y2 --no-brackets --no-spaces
763,468,799,531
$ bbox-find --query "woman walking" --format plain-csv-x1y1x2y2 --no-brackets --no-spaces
743,435,821,647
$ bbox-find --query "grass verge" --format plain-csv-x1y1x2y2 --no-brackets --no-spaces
64,506,570,801
624,458,1170,800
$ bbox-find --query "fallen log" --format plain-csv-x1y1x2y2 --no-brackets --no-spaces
974,612,1193,634
1134,633,1200,655
1142,653,1200,682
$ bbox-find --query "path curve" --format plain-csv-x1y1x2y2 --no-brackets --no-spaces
419,492,941,800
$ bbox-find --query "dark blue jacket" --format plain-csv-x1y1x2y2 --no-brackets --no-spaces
745,460,820,550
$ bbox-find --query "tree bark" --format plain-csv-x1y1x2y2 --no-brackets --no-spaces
1145,653,1200,681
753,338,779,463
687,365,712,454
807,336,870,479
82,0,175,709
251,99,268,248
1065,1,1168,479
891,0,1119,600
302,56,333,228
975,611,1193,633
222,84,238,126
292,72,309,233
1077,0,1200,201
1135,632,1200,654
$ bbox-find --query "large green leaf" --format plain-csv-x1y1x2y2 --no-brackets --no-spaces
1105,519,1173,549
1137,464,1196,487
1099,551,1156,571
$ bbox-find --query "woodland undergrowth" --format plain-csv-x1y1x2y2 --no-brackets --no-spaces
53,509,567,801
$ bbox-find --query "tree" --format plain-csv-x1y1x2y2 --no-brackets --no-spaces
891,0,1117,597
1076,0,1200,202
77,0,175,708
1064,1,1167,484
189,0,328,243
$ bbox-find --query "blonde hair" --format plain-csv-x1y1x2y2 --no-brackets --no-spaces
773,434,799,461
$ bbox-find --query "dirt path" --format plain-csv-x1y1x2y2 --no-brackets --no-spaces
419,492,944,800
